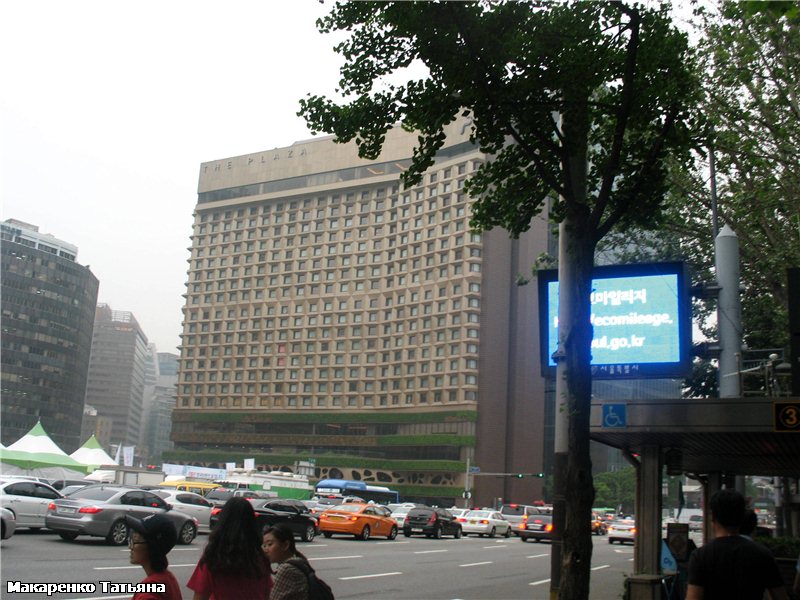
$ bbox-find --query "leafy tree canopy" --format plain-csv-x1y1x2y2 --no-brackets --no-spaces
658,1,800,350
593,468,636,513
300,1,700,240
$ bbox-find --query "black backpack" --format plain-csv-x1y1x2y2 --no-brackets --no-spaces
287,558,335,600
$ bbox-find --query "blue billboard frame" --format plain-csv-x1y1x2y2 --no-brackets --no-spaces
537,262,692,379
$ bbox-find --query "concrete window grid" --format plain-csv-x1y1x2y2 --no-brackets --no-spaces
180,162,482,411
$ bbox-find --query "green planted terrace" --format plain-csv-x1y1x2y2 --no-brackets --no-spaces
162,449,465,473
172,410,477,425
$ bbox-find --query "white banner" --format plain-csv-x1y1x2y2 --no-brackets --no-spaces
122,446,135,467
243,458,255,470
161,463,227,481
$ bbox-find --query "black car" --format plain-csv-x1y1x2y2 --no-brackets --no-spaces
519,514,554,542
402,506,462,539
210,499,318,542
204,488,270,507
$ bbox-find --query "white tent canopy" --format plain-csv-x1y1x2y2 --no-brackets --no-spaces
7,421,69,455
1,422,91,477
70,435,117,467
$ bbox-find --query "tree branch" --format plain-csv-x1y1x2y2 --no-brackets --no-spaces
590,3,641,232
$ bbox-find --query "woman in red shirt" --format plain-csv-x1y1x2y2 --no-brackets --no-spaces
188,497,272,600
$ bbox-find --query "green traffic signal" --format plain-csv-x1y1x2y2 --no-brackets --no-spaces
515,473,524,478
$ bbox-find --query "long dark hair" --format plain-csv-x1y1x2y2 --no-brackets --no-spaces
202,497,266,578
264,523,308,562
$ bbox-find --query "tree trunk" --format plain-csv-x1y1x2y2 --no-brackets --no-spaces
557,98,597,600
557,216,596,600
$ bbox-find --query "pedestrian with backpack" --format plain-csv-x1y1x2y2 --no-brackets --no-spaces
263,524,334,600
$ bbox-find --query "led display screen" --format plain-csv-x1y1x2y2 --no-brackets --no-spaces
538,262,691,379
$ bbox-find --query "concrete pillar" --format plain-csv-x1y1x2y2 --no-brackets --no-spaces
637,445,662,575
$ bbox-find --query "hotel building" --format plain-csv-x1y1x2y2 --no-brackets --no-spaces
170,121,551,506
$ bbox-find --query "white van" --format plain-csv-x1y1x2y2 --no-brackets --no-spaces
499,504,542,536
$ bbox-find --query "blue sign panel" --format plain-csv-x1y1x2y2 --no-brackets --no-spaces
602,404,627,428
537,262,691,379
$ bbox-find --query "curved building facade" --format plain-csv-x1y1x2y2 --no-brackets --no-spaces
1,219,99,451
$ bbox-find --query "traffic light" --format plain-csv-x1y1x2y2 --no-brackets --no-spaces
515,473,524,478
533,472,545,478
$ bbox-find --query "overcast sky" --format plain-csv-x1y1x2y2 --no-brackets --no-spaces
1,0,343,353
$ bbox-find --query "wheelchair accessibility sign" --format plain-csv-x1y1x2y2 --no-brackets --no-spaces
602,404,627,428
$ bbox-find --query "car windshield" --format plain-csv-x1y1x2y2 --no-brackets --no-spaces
467,511,491,518
315,497,341,505
391,507,412,516
68,487,118,501
206,489,234,501
327,504,364,513
500,505,528,516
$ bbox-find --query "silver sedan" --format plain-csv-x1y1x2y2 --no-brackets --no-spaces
0,479,62,530
151,489,212,533
45,484,198,545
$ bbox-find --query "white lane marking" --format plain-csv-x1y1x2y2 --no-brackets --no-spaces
527,553,549,559
592,565,611,571
413,549,448,554
482,545,508,549
339,571,402,581
530,579,551,586
94,563,197,571
377,540,410,545
313,555,363,561
460,561,493,567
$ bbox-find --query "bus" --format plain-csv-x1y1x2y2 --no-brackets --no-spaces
214,470,312,500
314,479,400,505
158,480,220,497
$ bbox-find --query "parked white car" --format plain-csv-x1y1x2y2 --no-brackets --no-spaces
152,489,213,533
0,478,61,530
460,510,512,538
608,518,637,544
448,508,470,520
390,505,416,528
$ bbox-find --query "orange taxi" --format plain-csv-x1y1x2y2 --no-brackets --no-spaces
319,503,398,540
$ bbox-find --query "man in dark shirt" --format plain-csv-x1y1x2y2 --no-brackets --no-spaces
687,489,787,600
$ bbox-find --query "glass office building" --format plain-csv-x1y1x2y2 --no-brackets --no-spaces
1,219,99,451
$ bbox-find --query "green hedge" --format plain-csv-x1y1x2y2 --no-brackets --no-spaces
377,434,475,447
162,449,465,472
174,410,477,425
754,536,800,559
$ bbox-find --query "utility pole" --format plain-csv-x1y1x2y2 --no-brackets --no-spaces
550,220,572,599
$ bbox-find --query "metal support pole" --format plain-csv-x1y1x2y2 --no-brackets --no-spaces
549,221,572,600
715,225,742,399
